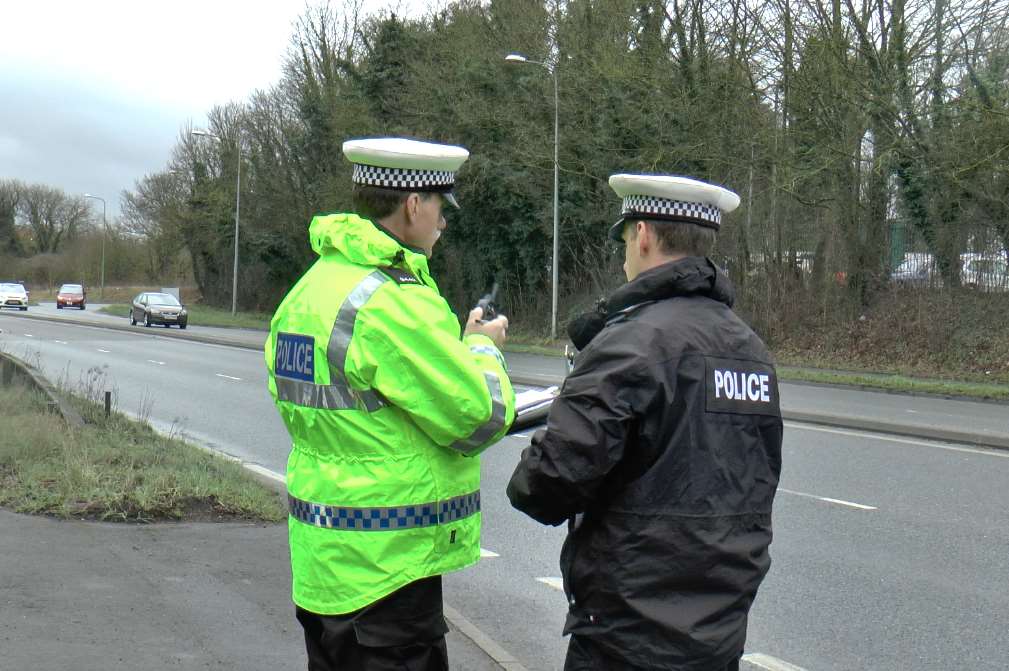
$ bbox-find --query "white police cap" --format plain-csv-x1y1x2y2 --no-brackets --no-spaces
343,137,470,208
607,173,741,241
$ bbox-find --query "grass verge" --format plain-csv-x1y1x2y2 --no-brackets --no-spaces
778,366,1009,401
99,304,271,330
505,335,1009,401
89,302,1009,402
0,382,285,523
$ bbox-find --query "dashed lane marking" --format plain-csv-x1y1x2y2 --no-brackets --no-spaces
54,340,68,344
480,548,499,558
742,652,809,671
215,373,242,381
147,359,165,365
24,333,33,337
778,487,877,510
536,577,564,591
97,348,110,353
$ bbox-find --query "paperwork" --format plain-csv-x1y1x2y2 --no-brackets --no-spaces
515,386,559,418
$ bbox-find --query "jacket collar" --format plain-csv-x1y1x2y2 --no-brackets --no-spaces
308,212,435,286
606,256,734,317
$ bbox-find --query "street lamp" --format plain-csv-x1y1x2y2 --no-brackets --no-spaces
83,193,106,300
192,128,241,315
506,52,560,340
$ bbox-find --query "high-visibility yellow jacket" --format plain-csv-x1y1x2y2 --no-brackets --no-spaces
266,212,515,615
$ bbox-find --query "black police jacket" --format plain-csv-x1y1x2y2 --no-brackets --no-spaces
507,257,783,670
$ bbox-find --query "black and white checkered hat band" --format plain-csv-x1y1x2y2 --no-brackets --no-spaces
353,164,455,190
622,195,722,227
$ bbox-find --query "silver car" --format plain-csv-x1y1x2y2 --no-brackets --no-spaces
130,292,188,328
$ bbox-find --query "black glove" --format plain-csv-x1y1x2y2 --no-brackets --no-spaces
566,298,607,351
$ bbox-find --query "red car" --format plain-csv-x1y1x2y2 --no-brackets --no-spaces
56,283,87,310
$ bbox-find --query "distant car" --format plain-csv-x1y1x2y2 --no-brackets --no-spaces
56,283,87,310
130,292,188,328
0,282,29,310
962,255,1009,292
891,254,940,288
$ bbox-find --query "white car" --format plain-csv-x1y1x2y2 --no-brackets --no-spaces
0,284,29,312
891,253,941,288
0,283,29,310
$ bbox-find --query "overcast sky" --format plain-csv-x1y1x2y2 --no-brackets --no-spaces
0,0,424,218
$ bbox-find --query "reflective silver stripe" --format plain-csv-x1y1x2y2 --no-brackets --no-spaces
327,271,390,380
275,377,385,411
289,490,481,530
449,372,506,454
469,344,506,370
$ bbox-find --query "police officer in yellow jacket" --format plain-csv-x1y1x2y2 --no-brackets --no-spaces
266,138,516,670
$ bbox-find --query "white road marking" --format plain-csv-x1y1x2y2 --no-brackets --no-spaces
778,487,877,510
742,652,809,671
54,340,68,344
245,464,285,484
512,433,531,438
147,359,165,366
24,333,33,337
536,577,565,591
215,373,242,381
97,348,110,353
785,420,1009,459
480,548,499,558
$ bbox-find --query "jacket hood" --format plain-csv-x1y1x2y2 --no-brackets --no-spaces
308,212,433,282
607,256,734,316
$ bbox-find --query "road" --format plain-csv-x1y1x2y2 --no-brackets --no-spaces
22,303,1009,449
2,309,1009,670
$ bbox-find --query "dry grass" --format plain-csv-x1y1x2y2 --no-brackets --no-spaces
0,382,285,523
764,287,1009,384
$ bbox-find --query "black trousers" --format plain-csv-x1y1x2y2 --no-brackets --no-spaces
564,634,741,671
296,576,449,671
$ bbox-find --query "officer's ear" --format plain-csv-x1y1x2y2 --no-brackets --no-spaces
634,220,652,255
404,192,422,223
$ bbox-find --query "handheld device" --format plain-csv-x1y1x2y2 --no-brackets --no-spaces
475,282,499,323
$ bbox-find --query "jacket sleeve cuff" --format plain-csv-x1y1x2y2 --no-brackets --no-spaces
463,334,507,371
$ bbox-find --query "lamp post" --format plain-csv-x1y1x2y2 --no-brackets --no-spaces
506,52,560,341
192,128,241,315
83,193,106,300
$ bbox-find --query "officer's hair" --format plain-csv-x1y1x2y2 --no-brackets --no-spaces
352,184,436,222
630,219,717,257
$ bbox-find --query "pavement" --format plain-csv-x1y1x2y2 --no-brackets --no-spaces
2,305,1008,670
0,508,505,671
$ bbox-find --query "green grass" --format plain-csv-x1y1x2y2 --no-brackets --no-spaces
100,304,271,330
0,383,285,522
778,367,1009,401
503,342,566,357
97,304,131,319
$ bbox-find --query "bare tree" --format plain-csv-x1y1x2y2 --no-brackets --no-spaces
0,178,23,256
18,184,90,254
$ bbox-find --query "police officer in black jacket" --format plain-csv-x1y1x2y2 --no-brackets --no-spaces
507,173,783,671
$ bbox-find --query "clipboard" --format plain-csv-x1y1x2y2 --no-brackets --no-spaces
509,386,559,433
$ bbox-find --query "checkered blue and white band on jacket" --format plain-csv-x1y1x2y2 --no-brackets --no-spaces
622,195,722,227
353,164,455,190
288,491,481,530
